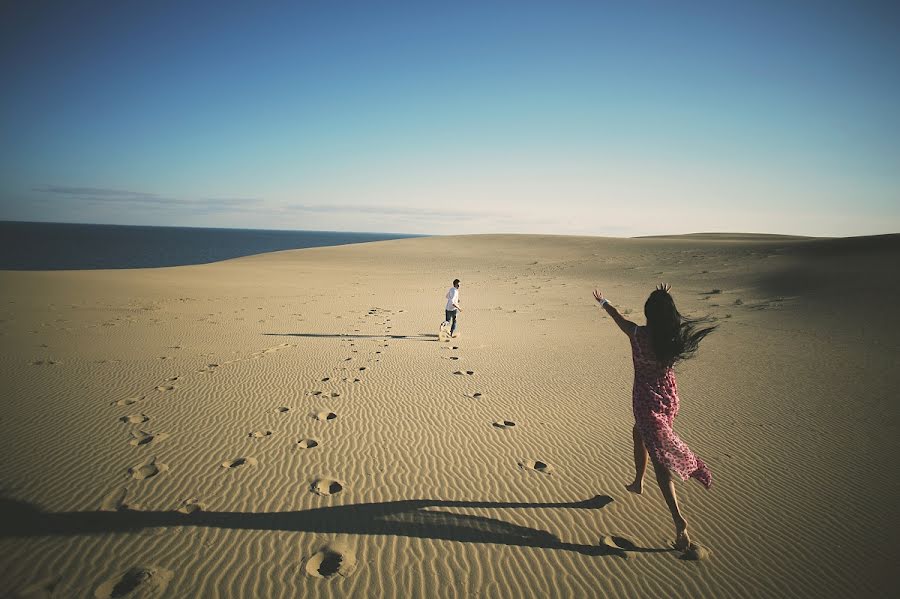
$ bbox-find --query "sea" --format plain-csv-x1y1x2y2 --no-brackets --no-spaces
0,221,420,270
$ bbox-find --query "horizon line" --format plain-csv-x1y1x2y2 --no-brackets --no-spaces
4,218,898,241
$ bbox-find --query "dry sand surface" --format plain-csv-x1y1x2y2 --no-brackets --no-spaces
1,233,898,598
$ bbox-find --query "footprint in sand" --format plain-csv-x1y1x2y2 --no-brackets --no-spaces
678,543,712,561
114,396,144,407
314,411,337,422
221,457,257,469
453,370,475,376
321,377,330,382
304,544,357,579
329,392,341,398
120,414,150,425
493,420,516,429
518,460,553,474
310,478,344,496
176,498,206,515
129,430,169,447
465,392,483,399
274,406,290,413
248,430,273,438
101,487,133,512
94,566,174,598
307,391,323,397
155,385,176,392
128,457,167,480
297,439,319,449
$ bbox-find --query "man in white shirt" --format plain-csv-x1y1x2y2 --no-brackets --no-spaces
443,278,462,338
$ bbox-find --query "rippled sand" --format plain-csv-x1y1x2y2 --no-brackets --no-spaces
1,233,897,598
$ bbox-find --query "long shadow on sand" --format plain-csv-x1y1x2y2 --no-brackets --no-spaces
0,495,668,557
264,332,439,341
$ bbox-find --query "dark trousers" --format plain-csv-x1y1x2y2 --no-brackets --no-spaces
445,309,458,334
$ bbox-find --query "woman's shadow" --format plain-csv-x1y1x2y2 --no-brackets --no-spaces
0,494,668,557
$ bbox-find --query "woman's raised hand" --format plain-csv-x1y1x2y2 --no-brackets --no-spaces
656,283,671,292
593,289,605,303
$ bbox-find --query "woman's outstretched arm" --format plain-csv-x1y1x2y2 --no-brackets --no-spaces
593,289,637,336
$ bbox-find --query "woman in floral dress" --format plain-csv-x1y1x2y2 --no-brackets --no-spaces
593,284,715,550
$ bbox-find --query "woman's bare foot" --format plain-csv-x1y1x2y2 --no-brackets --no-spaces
625,480,643,494
673,519,691,551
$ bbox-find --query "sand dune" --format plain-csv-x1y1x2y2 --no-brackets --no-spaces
1,233,898,598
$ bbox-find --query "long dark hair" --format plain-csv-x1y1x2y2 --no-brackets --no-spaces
644,288,716,366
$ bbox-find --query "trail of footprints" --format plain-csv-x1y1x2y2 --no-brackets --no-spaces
107,310,395,534
439,327,552,482
289,306,396,501
107,341,305,544
114,341,299,445
100,303,682,592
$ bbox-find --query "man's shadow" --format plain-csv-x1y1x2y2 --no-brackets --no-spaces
1,495,667,557
264,333,439,341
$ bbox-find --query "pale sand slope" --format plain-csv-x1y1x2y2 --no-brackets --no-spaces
0,234,897,598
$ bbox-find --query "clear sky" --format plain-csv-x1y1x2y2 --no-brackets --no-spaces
1,0,898,236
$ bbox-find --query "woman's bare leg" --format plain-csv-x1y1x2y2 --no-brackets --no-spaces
651,459,690,549
625,425,647,494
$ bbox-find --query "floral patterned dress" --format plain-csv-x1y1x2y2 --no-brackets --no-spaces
630,325,712,489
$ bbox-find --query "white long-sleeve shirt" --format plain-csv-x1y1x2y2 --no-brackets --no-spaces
445,287,459,311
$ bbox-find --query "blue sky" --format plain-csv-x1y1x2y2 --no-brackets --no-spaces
1,0,898,236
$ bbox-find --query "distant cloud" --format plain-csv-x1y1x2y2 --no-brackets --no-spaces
31,186,569,232
34,185,261,211
35,185,161,199
283,203,511,222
